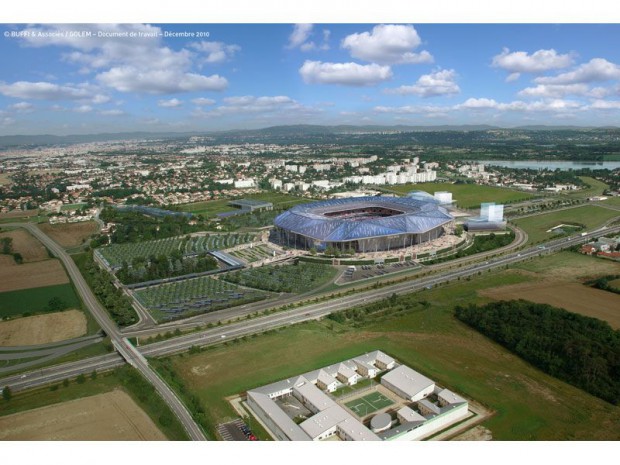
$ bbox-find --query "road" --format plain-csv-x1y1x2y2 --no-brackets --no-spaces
2,223,207,441
3,222,617,398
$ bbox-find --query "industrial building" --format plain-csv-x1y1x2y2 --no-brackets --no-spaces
273,197,454,253
245,350,470,442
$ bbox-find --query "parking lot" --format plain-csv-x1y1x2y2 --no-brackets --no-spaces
217,419,257,441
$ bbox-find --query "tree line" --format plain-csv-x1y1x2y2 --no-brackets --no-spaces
116,252,218,285
455,300,620,405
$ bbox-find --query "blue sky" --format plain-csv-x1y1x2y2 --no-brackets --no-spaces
1,23,620,134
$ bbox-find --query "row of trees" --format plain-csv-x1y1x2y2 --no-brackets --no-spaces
77,253,138,326
455,300,620,405
116,252,218,284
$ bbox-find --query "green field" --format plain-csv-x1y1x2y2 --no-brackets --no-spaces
157,262,620,440
221,262,338,293
602,196,620,207
566,176,609,198
0,366,188,440
178,192,312,217
513,205,620,243
382,182,535,208
345,391,393,417
0,283,82,318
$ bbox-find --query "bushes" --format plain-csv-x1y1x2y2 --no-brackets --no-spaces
222,262,335,293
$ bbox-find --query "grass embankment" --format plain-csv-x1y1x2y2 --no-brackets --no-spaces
156,258,620,440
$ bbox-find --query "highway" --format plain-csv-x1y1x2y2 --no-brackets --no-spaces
2,221,617,400
2,223,207,441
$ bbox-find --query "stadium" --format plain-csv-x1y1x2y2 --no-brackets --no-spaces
273,197,454,253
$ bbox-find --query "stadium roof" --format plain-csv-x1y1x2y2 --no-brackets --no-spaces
274,197,453,243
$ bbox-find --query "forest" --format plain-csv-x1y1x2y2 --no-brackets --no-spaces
455,300,620,405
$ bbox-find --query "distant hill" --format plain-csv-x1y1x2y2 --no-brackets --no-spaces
1,124,619,149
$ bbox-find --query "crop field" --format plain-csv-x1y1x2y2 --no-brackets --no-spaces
513,205,620,243
0,228,49,262
97,232,258,268
0,283,82,318
382,182,535,208
0,390,167,440
513,251,620,280
229,243,284,263
0,258,69,292
133,276,267,321
221,262,338,293
161,265,619,440
0,309,86,346
480,281,620,329
178,192,312,217
38,221,98,248
609,278,620,290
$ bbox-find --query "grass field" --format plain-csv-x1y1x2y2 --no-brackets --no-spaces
0,257,69,292
160,266,620,440
513,205,620,243
38,221,98,249
567,176,609,198
0,309,87,346
382,182,535,208
513,251,620,280
0,367,188,440
610,278,620,290
178,192,312,217
602,196,620,207
481,281,620,330
345,391,393,417
0,172,12,186
0,283,82,318
0,228,49,262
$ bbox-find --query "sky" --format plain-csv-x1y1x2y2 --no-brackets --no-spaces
2,23,620,134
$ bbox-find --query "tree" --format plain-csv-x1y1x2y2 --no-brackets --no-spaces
62,378,69,388
47,296,67,312
12,252,23,264
2,386,11,401
76,374,86,384
90,370,97,380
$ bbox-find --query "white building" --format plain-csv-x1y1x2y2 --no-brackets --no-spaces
316,370,339,393
336,363,359,385
380,365,435,402
234,179,256,189
270,178,283,190
354,359,378,378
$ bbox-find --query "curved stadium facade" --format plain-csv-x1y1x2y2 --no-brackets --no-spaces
273,197,454,253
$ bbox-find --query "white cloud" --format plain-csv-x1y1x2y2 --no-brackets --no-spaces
385,69,460,97
299,60,392,86
341,24,433,65
99,109,125,116
492,48,574,81
1,117,15,127
15,24,228,95
0,81,105,103
158,98,183,108
192,97,216,106
588,100,620,110
288,24,330,52
376,97,587,116
74,105,93,113
189,41,241,63
518,83,590,98
8,102,35,113
288,24,313,49
97,67,227,94
534,58,620,84
192,95,318,120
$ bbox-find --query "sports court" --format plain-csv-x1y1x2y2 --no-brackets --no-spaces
345,391,394,417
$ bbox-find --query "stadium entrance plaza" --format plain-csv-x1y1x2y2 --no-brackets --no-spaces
236,350,491,441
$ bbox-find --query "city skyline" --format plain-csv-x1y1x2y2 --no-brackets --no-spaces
1,23,620,134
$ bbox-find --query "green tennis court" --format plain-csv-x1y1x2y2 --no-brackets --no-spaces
345,391,393,417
